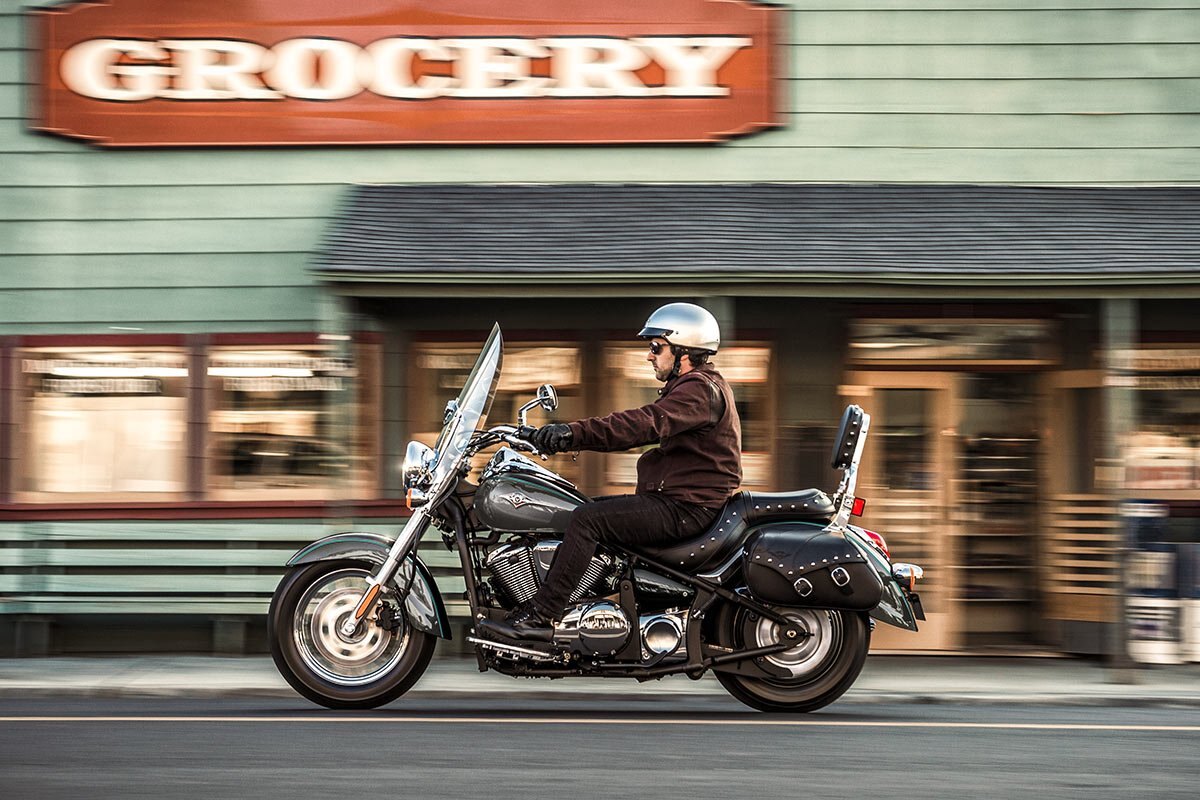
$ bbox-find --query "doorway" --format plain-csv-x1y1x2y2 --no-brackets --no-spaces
843,371,1043,651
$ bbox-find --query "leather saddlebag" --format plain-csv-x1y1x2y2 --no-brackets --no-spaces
743,528,883,610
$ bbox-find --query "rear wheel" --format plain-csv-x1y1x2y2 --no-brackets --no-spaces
269,560,436,709
713,605,870,713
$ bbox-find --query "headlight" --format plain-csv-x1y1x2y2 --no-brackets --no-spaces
402,441,436,489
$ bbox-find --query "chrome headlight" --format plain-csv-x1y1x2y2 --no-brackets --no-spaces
402,441,436,489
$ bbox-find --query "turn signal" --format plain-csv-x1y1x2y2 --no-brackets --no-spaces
892,562,924,591
406,488,428,510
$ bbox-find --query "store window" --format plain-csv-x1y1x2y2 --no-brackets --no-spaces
1119,348,1200,492
409,341,585,486
16,347,190,499
849,319,1056,364
207,343,378,498
602,344,773,493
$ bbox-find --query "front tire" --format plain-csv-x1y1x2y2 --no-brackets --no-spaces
713,606,870,713
269,560,436,709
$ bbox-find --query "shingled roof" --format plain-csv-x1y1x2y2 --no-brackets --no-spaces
312,184,1200,286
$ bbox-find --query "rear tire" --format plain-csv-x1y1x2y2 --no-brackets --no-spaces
269,560,437,709
713,606,870,713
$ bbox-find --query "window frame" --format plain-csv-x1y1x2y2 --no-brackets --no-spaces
2,332,384,511
11,335,193,504
204,333,380,502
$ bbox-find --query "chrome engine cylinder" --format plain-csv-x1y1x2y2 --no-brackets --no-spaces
486,540,614,605
484,544,540,605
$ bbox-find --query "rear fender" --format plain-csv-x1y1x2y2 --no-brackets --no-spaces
844,526,920,632
286,532,451,639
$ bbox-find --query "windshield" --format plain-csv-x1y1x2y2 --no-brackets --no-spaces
429,323,503,487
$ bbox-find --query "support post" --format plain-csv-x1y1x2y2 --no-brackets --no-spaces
1102,297,1139,683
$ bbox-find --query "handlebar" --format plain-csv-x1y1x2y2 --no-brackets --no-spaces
484,424,545,458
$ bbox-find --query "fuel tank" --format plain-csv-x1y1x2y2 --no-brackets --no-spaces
475,448,589,534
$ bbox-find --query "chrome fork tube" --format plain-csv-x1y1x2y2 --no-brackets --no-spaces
337,507,432,637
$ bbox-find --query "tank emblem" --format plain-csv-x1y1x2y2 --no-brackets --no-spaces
502,492,536,509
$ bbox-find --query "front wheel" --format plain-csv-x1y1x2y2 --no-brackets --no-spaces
269,560,436,709
713,605,870,713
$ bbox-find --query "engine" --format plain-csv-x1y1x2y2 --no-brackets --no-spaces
551,604,689,660
485,540,617,606
558,601,632,657
484,540,689,661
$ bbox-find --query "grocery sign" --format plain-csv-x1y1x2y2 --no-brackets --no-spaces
28,0,784,147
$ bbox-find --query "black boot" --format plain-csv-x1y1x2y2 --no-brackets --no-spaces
479,604,555,643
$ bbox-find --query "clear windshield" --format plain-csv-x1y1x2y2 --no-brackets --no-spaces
429,324,503,488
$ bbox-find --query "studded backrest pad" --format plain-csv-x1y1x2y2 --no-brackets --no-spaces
831,404,865,470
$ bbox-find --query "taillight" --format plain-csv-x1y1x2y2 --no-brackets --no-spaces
861,529,890,559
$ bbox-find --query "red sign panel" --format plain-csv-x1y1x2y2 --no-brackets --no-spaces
29,0,784,147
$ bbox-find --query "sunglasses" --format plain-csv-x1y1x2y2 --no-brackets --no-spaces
648,341,668,355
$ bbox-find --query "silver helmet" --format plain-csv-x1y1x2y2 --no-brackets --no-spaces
638,303,720,354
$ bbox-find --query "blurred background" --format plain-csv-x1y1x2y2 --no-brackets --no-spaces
2,0,1199,667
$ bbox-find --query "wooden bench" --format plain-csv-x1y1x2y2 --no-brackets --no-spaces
0,520,468,655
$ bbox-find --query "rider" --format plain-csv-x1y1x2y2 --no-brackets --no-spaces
482,302,743,642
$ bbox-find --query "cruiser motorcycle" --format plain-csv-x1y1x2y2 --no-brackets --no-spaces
269,324,925,712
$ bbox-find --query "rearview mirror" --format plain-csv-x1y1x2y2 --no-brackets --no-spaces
537,384,558,412
518,384,559,427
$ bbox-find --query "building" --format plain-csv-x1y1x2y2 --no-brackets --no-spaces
2,0,1199,657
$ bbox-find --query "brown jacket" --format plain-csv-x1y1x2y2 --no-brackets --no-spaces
567,364,742,507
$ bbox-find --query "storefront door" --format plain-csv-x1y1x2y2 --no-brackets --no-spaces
846,369,1049,652
842,372,959,650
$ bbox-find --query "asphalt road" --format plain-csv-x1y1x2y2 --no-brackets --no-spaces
2,697,1197,800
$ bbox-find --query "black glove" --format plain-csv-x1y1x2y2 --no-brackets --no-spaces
531,423,573,455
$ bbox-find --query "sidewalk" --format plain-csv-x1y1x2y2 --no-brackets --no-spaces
0,654,1197,706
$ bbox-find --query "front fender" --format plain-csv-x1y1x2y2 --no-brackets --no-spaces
286,532,451,639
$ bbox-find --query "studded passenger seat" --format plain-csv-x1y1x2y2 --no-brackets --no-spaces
633,489,835,573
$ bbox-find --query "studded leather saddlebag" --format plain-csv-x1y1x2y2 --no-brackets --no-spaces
743,527,883,610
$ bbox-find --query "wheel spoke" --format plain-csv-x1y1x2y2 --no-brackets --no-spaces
754,609,841,679
292,568,411,686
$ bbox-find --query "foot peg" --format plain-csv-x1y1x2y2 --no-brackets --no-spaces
467,635,563,663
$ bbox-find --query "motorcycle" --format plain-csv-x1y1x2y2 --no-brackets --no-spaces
268,324,925,712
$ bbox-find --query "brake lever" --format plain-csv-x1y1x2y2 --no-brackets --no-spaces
500,433,548,460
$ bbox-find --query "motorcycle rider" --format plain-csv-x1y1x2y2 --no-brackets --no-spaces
481,302,742,642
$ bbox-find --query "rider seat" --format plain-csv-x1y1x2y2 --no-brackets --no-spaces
633,488,834,574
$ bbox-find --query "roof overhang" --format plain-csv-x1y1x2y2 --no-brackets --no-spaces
313,183,1200,298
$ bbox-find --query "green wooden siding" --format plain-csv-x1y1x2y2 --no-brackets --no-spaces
0,185,343,221
0,519,468,621
6,144,1198,187
0,253,313,289
2,0,1199,324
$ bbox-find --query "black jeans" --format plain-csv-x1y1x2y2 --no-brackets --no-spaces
530,493,718,619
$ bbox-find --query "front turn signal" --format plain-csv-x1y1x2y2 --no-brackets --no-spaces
406,488,429,510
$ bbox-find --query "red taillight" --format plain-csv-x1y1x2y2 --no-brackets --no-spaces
851,497,867,516
861,529,890,558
